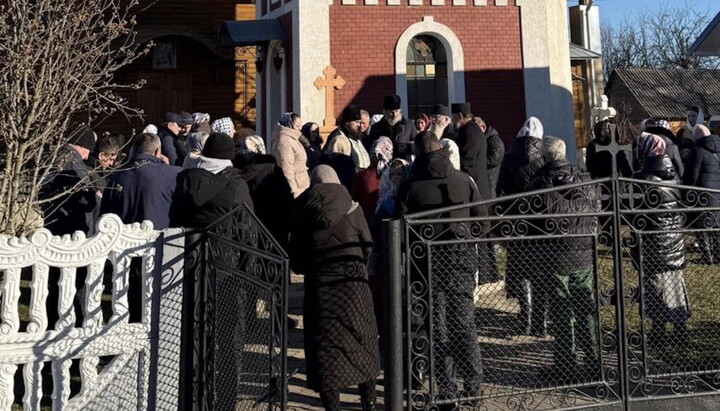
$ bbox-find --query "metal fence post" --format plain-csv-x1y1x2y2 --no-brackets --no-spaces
384,219,404,411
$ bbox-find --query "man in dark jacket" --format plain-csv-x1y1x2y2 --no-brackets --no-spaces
430,104,456,141
530,136,599,380
41,129,98,235
475,117,504,198
452,103,491,199
396,132,486,409
157,112,183,166
369,94,417,161
169,132,254,229
101,133,181,230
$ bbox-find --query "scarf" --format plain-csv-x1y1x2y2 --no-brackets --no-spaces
376,159,410,214
642,134,666,158
278,112,296,129
517,116,543,139
371,136,394,175
186,156,234,174
192,112,210,126
211,117,233,135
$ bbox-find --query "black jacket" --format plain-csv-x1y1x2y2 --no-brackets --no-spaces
157,126,179,166
41,146,98,235
233,153,293,249
530,160,598,272
683,135,720,228
497,136,545,196
101,154,181,230
586,138,634,178
636,128,685,179
485,126,505,197
290,183,379,391
321,153,356,192
631,155,685,273
456,121,491,199
369,117,417,161
169,166,254,229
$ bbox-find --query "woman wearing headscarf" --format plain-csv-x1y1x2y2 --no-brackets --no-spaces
414,113,431,132
632,134,689,345
637,118,684,178
191,112,212,134
272,112,310,198
301,122,323,171
210,117,235,137
351,136,393,221
291,165,379,411
684,124,720,264
496,116,547,336
182,131,210,169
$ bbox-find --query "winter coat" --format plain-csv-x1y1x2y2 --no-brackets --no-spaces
683,135,720,228
485,126,505,197
674,127,696,168
290,183,379,392
529,160,598,273
585,138,634,178
322,153,356,192
169,166,254,229
101,154,181,230
351,166,381,221
369,117,417,161
272,125,310,198
635,129,685,179
497,136,545,196
157,126,179,166
233,153,293,250
41,146,98,235
456,120,491,199
631,155,685,274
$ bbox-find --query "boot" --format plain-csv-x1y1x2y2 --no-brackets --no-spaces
359,379,377,411
361,397,376,411
516,279,533,335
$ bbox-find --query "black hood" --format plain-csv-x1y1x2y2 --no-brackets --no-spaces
175,168,239,207
643,155,677,180
538,160,578,186
484,126,500,140
413,147,455,180
303,183,355,230
697,135,720,154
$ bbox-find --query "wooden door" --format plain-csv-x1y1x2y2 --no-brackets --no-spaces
136,72,193,126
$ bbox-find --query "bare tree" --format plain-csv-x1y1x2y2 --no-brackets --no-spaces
0,0,150,236
600,1,720,80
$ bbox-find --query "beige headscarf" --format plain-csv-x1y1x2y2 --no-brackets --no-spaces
310,165,341,185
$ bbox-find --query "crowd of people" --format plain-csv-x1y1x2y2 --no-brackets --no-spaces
38,96,720,410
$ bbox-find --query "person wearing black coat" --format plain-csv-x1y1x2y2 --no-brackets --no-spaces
496,117,546,336
476,119,505,198
585,120,633,179
157,112,183,166
169,132,254,229
632,134,689,344
529,137,600,378
683,130,720,264
637,119,684,179
101,133,181,230
290,165,379,411
451,103,491,199
395,132,486,408
368,95,417,161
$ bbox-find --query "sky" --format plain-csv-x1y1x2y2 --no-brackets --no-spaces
587,0,720,27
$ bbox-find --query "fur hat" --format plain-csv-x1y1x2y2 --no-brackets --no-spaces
383,95,401,111
342,105,362,123
451,103,472,116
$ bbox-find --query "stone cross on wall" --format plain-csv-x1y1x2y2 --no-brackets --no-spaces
596,137,633,178
314,65,345,136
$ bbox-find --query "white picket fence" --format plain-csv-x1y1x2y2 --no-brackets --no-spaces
0,214,185,410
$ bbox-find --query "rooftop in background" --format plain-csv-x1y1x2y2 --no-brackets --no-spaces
690,10,720,56
605,68,720,120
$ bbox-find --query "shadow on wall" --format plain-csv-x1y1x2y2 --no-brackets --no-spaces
340,68,575,151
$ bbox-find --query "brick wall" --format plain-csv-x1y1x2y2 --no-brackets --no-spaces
329,1,525,142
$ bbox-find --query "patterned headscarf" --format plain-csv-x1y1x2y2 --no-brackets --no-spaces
211,117,234,135
278,112,297,129
642,134,666,158
192,112,210,126
517,116,544,139
377,159,410,214
371,136,394,175
243,135,267,154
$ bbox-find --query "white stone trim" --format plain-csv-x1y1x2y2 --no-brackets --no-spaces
409,0,422,5
474,0,487,5
387,0,401,4
365,0,379,4
395,16,466,114
341,0,356,4
453,0,467,5
495,0,508,5
431,0,444,5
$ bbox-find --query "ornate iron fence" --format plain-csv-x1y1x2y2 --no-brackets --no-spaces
181,205,288,411
385,177,720,410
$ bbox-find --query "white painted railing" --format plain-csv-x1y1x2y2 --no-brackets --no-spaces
0,214,185,410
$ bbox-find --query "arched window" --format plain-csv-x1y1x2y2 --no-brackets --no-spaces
406,35,448,118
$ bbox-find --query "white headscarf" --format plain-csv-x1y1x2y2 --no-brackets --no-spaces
142,124,158,135
439,138,461,170
517,116,544,139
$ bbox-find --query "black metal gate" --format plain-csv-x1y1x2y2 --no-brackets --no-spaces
181,205,288,411
385,177,720,410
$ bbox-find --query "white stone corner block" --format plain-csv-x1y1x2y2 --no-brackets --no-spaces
431,0,444,5
474,0,488,5
341,0,356,4
364,0,379,4
453,0,467,5
387,0,401,4
495,0,508,5
409,0,423,5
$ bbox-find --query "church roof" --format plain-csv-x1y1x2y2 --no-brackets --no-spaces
606,68,720,119
690,10,720,56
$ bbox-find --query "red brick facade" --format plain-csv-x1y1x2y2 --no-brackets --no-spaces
329,1,525,141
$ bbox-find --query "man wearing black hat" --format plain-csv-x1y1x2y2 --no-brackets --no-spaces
429,104,456,141
170,132,254,229
157,112,182,166
325,105,371,170
174,111,194,165
40,128,99,235
452,103,491,199
101,133,181,230
369,94,417,161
